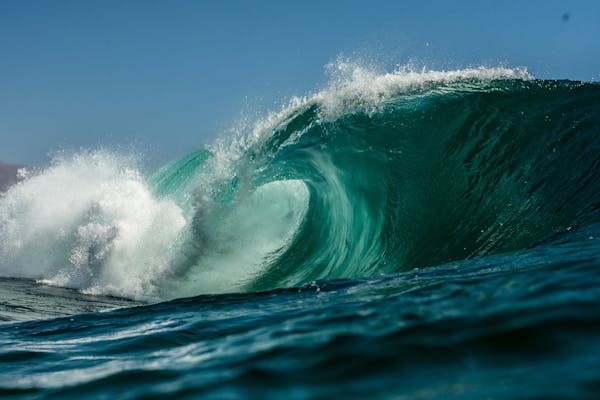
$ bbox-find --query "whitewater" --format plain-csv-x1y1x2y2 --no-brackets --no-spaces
0,62,599,399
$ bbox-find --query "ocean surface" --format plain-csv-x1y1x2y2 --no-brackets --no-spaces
0,65,599,399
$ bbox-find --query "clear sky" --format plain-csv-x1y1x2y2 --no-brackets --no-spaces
1,0,599,166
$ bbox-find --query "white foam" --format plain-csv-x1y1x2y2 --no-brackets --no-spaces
0,151,186,299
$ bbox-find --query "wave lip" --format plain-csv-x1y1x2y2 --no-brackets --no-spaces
316,62,531,118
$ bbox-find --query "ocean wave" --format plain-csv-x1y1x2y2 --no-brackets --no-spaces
1,64,598,300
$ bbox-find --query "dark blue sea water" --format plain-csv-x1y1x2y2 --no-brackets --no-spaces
0,67,599,398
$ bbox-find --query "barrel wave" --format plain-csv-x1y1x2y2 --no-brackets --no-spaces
1,65,600,399
0,66,599,300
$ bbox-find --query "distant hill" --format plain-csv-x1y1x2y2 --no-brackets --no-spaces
0,162,23,192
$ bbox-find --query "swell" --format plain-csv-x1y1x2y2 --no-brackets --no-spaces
0,66,599,300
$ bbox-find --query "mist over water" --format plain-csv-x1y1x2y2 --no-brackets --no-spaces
0,62,599,399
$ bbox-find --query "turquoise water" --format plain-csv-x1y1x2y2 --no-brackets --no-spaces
0,66,599,398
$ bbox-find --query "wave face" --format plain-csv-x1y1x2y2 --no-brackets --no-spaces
0,65,599,300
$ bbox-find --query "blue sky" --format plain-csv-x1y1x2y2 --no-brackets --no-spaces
1,0,599,166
